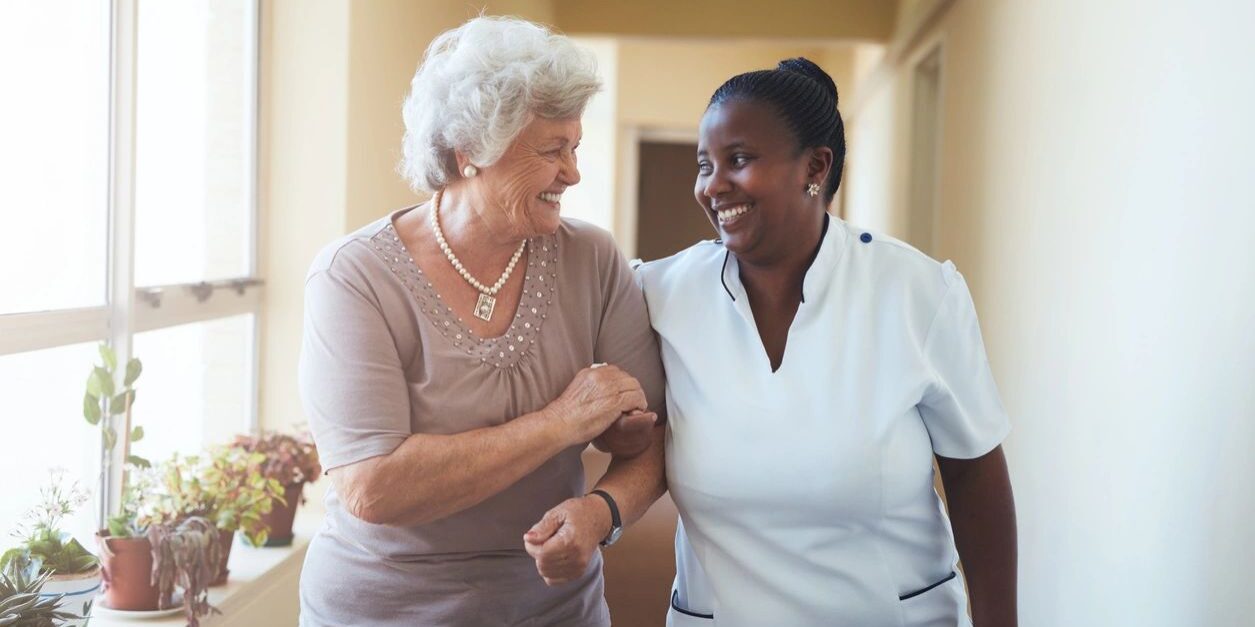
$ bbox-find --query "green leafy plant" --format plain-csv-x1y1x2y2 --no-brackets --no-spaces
150,449,286,547
147,517,222,627
0,470,97,577
228,430,321,487
105,466,156,539
83,342,151,538
0,554,77,626
83,343,147,468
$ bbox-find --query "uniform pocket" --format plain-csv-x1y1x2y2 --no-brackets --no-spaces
899,571,956,601
666,589,714,626
898,571,971,627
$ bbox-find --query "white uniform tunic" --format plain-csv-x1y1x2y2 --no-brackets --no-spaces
636,217,1010,627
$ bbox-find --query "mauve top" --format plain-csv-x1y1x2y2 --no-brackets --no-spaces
297,207,665,627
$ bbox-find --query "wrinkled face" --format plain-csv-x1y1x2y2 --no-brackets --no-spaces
695,99,817,261
475,116,582,239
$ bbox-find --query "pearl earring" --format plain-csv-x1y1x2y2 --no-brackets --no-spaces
462,164,478,178
806,183,820,197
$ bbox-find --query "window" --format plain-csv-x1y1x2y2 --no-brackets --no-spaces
0,343,104,546
0,0,260,543
0,2,110,314
135,0,255,287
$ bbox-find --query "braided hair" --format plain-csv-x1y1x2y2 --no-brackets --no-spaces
708,57,845,203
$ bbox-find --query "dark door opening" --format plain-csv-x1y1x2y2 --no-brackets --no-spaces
635,140,714,261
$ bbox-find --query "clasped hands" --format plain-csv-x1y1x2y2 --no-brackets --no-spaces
524,364,655,586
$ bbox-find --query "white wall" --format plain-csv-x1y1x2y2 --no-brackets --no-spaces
846,1,1255,624
562,37,618,231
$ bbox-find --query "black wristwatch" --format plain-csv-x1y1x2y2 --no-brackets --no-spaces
589,489,623,547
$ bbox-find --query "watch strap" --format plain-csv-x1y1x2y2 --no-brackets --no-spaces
590,489,622,546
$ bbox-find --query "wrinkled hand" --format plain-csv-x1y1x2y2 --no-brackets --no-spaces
549,365,650,445
592,410,658,457
524,496,611,586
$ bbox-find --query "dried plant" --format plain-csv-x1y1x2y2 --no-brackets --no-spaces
229,429,321,487
147,517,222,627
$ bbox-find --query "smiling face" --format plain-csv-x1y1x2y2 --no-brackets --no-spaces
695,99,829,263
474,116,582,239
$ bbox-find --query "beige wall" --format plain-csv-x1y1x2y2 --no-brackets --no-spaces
845,0,1255,623
616,40,854,130
554,0,895,41
258,0,351,444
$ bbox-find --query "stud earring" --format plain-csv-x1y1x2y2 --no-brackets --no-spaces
462,164,479,178
806,183,820,197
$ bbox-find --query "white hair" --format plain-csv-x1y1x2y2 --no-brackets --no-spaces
399,17,602,193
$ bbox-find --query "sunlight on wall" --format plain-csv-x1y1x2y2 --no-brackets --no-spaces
562,37,618,231
845,1,1255,624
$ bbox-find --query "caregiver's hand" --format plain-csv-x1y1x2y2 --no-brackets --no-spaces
524,495,611,586
592,409,658,458
548,364,653,446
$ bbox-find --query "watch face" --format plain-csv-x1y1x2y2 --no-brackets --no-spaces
604,526,624,546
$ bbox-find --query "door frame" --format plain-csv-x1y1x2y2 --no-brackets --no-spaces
616,126,699,259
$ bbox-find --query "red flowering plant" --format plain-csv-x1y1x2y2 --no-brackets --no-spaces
227,430,321,491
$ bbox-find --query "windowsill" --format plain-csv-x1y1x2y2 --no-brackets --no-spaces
91,506,321,626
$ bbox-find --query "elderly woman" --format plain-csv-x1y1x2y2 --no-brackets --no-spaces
297,17,666,626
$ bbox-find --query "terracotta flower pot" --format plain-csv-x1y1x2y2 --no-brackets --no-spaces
43,565,101,626
258,482,304,547
96,531,164,611
211,528,234,586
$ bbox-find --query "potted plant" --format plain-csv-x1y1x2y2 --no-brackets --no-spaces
149,449,285,585
96,462,225,625
227,430,320,547
146,516,223,627
0,553,78,626
84,343,225,624
0,471,99,626
95,468,163,612
82,343,161,613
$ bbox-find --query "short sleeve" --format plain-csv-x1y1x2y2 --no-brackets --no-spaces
299,267,411,472
917,269,1011,459
594,245,667,422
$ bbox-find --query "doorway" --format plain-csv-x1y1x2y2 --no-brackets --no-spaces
635,140,713,261
908,46,943,256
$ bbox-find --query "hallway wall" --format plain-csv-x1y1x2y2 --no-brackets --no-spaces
845,1,1255,624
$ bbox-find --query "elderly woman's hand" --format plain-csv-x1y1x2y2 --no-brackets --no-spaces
523,495,610,586
548,365,655,446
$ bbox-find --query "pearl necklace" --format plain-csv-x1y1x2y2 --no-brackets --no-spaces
430,189,527,321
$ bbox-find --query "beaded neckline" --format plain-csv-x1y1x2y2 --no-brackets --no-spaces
370,217,559,369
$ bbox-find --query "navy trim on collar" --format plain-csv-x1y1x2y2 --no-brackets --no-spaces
719,213,831,303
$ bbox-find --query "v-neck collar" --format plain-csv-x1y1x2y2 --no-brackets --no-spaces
719,213,848,309
717,214,849,374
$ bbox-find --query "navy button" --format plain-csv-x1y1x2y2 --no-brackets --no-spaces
860,232,873,243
